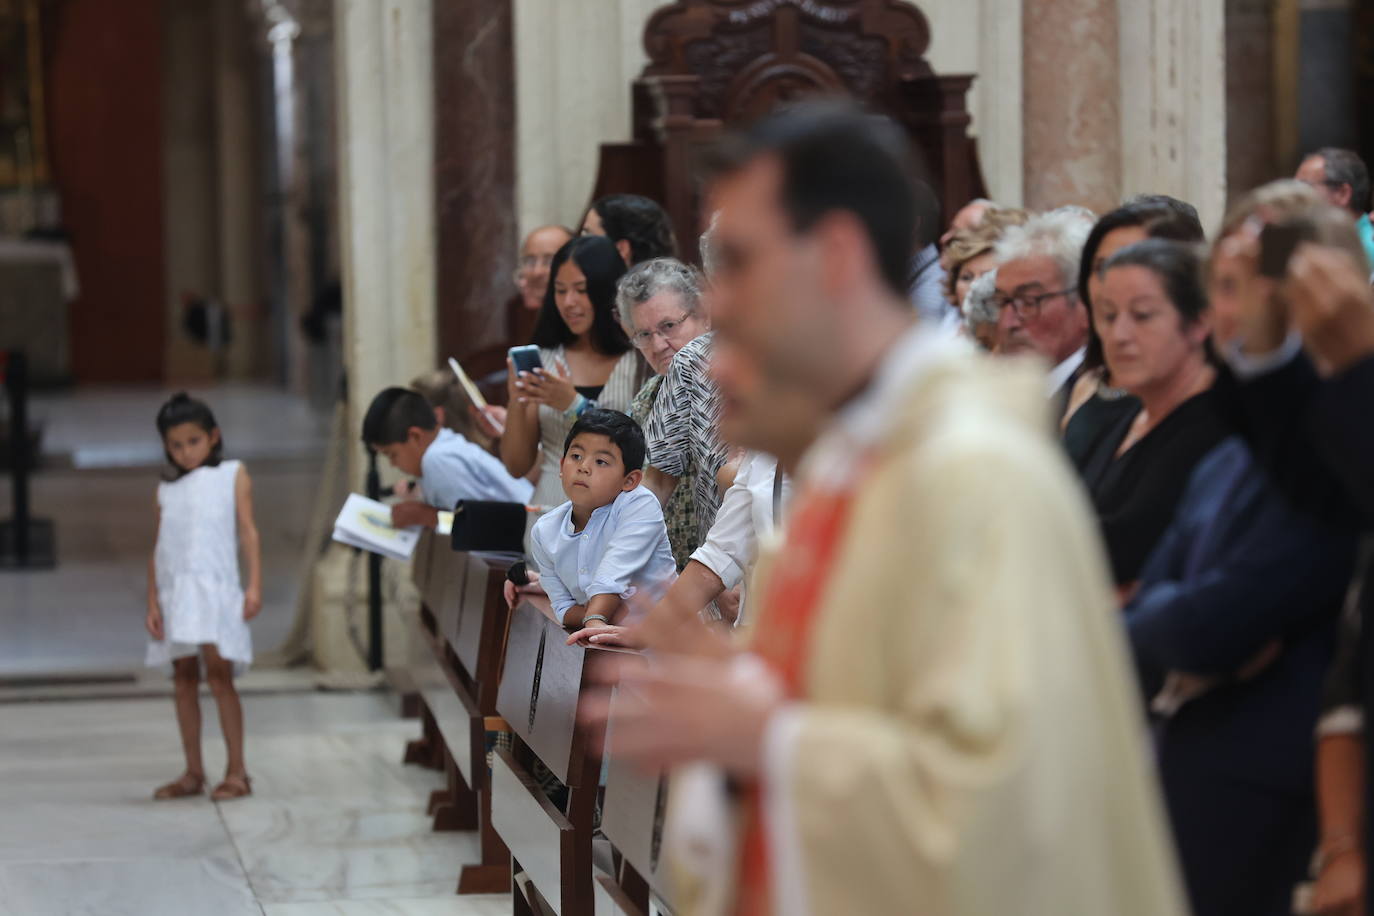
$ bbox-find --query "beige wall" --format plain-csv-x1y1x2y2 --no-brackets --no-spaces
161,0,264,384
512,0,1027,236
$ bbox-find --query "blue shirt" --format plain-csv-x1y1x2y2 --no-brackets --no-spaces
528,486,676,624
420,428,534,510
906,243,948,324
1358,214,1374,274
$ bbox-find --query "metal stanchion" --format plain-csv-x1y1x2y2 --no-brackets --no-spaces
365,448,383,671
0,350,56,570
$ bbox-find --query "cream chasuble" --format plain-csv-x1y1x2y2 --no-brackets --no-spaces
665,329,1188,916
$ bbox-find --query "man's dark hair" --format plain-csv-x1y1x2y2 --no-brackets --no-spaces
155,392,223,479
531,235,633,355
705,100,920,297
1079,195,1206,371
589,194,678,264
562,408,645,473
1314,147,1371,215
361,387,437,447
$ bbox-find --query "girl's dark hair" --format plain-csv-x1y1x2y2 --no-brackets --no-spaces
155,392,223,479
1099,239,1215,364
1079,196,1205,371
590,194,678,264
531,236,633,355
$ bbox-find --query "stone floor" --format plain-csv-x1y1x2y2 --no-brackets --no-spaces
0,688,510,915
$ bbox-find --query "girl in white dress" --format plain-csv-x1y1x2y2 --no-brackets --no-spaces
145,394,262,802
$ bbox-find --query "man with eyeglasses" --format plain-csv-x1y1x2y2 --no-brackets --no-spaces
508,224,573,344
1295,148,1374,270
991,208,1096,419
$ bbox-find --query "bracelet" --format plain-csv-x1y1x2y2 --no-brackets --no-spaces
581,614,611,627
563,393,587,421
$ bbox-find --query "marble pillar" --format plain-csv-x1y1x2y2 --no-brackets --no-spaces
1022,0,1122,214
335,0,437,488
1119,0,1228,232
434,0,517,361
513,0,663,234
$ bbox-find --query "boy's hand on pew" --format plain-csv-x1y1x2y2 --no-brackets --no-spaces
503,575,545,610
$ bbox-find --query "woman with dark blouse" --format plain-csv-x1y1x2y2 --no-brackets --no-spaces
1063,196,1206,465
1073,239,1231,590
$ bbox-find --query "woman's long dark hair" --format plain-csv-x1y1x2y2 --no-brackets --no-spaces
590,194,678,264
155,392,223,480
1079,196,1205,372
531,235,632,355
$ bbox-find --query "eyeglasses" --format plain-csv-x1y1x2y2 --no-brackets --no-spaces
512,253,557,287
630,314,692,347
990,287,1077,320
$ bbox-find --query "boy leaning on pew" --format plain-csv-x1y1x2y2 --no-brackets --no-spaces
529,409,676,629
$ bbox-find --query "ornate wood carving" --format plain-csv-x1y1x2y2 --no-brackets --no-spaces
592,0,988,261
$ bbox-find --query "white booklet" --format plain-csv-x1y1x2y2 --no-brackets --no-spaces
332,493,424,561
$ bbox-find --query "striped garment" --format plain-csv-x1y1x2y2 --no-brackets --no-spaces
644,332,727,541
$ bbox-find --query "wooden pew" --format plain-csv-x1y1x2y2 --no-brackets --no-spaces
595,684,677,916
490,597,612,916
401,529,520,894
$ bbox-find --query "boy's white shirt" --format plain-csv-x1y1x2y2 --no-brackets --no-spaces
528,485,676,624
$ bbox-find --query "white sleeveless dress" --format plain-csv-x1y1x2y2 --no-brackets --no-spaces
145,460,252,674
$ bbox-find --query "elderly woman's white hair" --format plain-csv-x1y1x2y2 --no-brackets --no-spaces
962,268,1000,340
614,257,704,333
994,207,1096,292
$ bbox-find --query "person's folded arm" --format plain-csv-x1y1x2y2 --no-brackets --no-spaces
1128,492,1355,676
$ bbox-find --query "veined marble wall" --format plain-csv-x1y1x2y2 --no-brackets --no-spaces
512,0,1026,235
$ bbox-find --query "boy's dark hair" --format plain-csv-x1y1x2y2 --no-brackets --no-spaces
562,408,645,473
704,99,920,297
155,392,223,479
590,194,679,264
361,387,438,448
531,235,633,355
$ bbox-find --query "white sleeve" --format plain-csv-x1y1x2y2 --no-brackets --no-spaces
529,521,576,623
1222,331,1304,380
587,491,669,600
689,453,760,589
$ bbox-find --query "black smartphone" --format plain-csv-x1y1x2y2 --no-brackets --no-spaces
1258,219,1316,278
508,345,543,375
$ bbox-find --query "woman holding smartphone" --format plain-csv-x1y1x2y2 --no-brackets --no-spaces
501,234,648,509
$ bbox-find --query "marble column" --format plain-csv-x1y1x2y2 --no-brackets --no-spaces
335,0,437,488
1022,0,1122,214
1118,0,1228,232
433,0,517,361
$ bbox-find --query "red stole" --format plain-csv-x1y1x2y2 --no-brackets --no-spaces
735,469,867,916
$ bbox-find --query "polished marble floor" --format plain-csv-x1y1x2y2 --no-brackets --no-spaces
0,689,510,915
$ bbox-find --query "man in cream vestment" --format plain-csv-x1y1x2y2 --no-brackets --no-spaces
597,103,1187,916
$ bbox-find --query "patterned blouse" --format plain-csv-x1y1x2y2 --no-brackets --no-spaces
630,374,701,569
530,346,648,510
644,332,727,541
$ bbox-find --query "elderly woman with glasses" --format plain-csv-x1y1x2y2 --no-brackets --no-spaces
618,257,712,567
